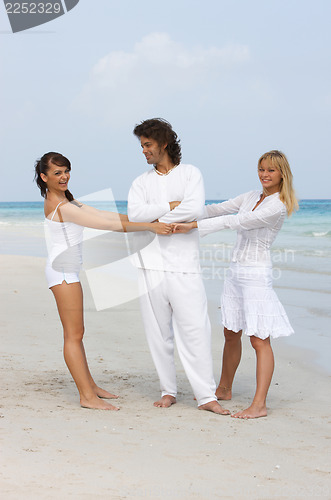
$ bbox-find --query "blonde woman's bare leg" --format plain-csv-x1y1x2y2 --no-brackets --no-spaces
51,281,119,410
216,328,242,400
232,335,274,419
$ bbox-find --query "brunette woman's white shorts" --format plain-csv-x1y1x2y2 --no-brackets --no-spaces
220,263,294,339
45,264,80,289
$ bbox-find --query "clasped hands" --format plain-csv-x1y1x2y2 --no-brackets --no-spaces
153,221,197,235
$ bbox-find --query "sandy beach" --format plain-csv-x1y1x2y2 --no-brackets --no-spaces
0,255,330,499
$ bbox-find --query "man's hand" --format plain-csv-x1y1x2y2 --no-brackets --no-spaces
169,201,181,211
151,222,173,235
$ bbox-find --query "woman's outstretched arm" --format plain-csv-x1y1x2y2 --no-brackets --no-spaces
172,201,285,236
197,203,285,236
78,203,129,222
58,201,172,234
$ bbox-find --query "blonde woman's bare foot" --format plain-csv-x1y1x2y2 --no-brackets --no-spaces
198,400,230,415
94,386,119,399
153,395,176,408
215,385,232,400
80,396,119,411
231,404,267,419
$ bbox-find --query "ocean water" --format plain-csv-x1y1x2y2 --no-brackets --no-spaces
1,199,330,373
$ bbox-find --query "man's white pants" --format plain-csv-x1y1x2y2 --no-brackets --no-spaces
138,269,217,406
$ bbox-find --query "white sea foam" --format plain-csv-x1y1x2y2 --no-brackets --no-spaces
0,221,44,227
312,231,331,237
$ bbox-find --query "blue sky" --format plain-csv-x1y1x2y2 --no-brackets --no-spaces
1,0,330,201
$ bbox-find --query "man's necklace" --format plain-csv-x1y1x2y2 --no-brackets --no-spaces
154,165,178,176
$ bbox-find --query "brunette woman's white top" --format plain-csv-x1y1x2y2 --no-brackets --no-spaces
44,201,84,273
198,191,286,267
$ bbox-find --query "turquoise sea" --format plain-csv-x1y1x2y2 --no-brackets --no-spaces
0,199,330,263
1,200,330,374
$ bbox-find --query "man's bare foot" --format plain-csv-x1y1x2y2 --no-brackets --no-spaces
94,386,119,399
198,400,230,415
80,396,119,411
153,395,176,408
231,403,267,419
215,385,232,400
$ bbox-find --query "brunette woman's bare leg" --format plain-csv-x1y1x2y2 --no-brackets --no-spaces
216,328,242,400
232,335,274,419
51,281,119,410
81,342,118,400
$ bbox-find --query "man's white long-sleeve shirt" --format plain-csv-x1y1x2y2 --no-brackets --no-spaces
198,190,286,266
128,164,205,273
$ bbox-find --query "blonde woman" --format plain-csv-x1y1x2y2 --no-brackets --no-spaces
35,152,172,410
173,150,298,418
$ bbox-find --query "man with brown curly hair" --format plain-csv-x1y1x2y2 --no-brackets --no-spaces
128,118,229,415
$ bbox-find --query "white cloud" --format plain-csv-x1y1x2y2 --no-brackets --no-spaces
73,32,250,126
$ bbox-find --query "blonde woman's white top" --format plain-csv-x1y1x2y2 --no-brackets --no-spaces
198,190,286,267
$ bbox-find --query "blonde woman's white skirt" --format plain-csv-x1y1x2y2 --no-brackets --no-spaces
220,263,294,339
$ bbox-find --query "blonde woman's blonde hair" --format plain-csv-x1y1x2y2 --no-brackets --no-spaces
258,150,299,216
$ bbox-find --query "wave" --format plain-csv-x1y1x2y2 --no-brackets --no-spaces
311,231,331,237
287,230,331,238
0,221,44,227
200,242,234,249
273,248,331,258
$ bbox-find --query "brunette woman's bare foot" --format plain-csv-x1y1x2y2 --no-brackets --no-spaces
153,395,176,408
215,385,232,400
94,386,119,399
80,396,119,410
232,403,267,419
198,400,230,415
